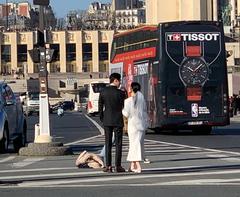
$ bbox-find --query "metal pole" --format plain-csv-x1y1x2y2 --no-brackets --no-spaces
6,0,8,30
39,5,44,31
35,4,52,143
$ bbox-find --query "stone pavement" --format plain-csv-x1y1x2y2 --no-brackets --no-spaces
230,114,240,122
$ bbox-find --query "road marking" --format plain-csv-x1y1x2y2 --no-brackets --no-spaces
11,158,45,168
220,158,240,162
0,171,103,180
0,156,15,163
155,178,240,186
206,154,228,158
67,115,240,158
65,135,103,146
17,168,240,187
145,149,203,153
144,138,240,156
84,114,104,135
0,167,77,174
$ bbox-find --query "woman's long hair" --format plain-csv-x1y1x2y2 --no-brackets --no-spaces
131,82,146,118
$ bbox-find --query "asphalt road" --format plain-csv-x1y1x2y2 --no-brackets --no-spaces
0,111,240,197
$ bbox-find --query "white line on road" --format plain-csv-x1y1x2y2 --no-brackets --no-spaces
0,171,103,180
64,114,104,146
154,178,240,186
17,168,240,187
0,156,15,163
11,158,45,168
0,167,77,174
67,115,240,158
65,135,103,146
84,114,104,135
145,139,240,156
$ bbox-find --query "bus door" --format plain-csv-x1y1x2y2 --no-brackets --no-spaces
133,61,149,99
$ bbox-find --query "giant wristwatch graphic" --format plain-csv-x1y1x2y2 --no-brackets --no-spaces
179,57,209,86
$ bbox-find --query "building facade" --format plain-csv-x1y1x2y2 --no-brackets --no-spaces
146,0,219,24
0,30,114,75
146,0,240,25
115,8,145,28
112,0,144,10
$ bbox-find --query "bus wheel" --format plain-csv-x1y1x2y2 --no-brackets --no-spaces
193,126,212,135
171,129,179,134
153,127,162,134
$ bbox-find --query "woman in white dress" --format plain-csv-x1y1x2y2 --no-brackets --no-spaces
122,82,149,173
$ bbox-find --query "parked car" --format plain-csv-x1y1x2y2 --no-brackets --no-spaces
62,101,74,111
0,82,27,153
25,92,39,116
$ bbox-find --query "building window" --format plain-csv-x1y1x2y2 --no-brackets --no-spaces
1,45,11,75
99,43,108,61
50,63,60,73
66,44,76,61
82,43,92,61
50,44,60,61
1,45,11,62
49,44,60,73
17,45,27,62
82,63,91,72
66,63,76,73
99,43,108,72
82,43,92,73
234,58,240,65
99,63,108,72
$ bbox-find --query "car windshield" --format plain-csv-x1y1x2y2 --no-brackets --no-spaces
92,83,108,93
29,93,39,100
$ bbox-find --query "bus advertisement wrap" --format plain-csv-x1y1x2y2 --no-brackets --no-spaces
110,21,230,134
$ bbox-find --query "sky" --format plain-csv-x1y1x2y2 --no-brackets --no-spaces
0,0,111,18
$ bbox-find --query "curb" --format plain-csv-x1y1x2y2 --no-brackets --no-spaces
19,142,73,156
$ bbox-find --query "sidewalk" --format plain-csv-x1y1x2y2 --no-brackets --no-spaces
230,114,240,122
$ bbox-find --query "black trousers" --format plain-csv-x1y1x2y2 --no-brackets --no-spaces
104,126,123,167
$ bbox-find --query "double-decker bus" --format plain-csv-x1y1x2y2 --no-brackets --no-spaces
110,21,230,134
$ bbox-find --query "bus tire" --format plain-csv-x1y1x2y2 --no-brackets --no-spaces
153,127,162,134
193,126,212,135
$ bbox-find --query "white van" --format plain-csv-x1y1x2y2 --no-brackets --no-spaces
87,81,109,116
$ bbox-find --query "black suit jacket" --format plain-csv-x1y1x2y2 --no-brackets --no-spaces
99,85,125,127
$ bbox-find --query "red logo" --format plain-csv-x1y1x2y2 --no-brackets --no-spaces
172,34,181,41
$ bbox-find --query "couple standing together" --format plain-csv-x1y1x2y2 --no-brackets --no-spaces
99,73,149,173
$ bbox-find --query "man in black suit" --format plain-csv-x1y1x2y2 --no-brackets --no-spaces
99,73,126,173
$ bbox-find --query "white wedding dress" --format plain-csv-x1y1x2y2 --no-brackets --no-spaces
122,92,148,162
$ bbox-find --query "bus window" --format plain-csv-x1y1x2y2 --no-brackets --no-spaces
92,83,108,93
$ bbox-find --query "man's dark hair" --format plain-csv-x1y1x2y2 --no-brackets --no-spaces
109,73,121,83
131,82,141,93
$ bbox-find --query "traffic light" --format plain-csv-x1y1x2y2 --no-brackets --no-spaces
28,48,40,63
45,49,55,63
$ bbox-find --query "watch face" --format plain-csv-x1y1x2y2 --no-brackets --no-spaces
179,58,209,86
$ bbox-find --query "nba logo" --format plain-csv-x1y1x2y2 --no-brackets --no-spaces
191,103,198,117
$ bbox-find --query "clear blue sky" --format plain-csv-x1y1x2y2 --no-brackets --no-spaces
0,0,111,18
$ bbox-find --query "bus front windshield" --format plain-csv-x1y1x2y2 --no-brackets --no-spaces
91,83,108,93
